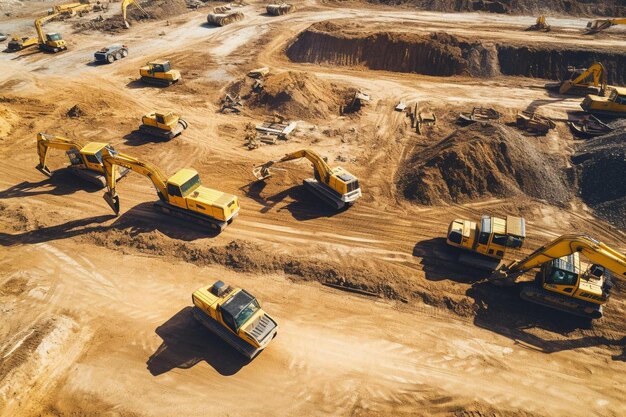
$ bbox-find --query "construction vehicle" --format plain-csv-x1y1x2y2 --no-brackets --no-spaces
7,35,38,51
34,12,67,53
446,215,526,270
266,3,296,16
101,151,240,231
36,133,128,187
526,16,550,31
139,112,188,140
549,62,608,96
192,280,278,359
122,0,149,28
139,60,181,86
207,7,244,26
49,2,92,17
490,235,626,319
585,18,626,34
581,86,626,117
253,149,362,210
94,44,128,64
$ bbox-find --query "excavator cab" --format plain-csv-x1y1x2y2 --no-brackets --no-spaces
447,215,526,270
139,112,188,139
139,60,181,86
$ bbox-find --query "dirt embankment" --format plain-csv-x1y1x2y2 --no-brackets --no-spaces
573,120,626,230
234,71,347,120
397,123,572,206
287,21,626,84
366,0,625,16
287,22,499,77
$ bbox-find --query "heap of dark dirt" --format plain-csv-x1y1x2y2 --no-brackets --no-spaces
398,123,572,205
366,0,625,16
573,120,626,230
287,22,499,78
236,71,346,119
66,104,85,118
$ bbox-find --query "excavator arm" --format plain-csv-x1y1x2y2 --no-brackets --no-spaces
36,132,82,176
101,150,169,215
559,62,607,95
122,0,148,28
491,234,626,284
253,149,333,182
34,12,60,44
586,18,626,34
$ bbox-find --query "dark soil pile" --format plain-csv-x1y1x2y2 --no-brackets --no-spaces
287,22,499,78
240,71,346,119
366,0,625,16
66,104,85,118
573,120,626,229
398,123,572,205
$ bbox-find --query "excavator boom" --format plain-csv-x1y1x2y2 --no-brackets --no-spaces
122,0,149,28
558,62,607,95
253,149,333,182
36,132,82,176
586,18,626,34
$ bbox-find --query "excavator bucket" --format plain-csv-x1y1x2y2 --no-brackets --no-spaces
253,161,278,181
103,192,120,215
36,163,52,177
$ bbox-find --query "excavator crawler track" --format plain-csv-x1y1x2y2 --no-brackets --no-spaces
138,122,185,140
69,166,130,188
519,282,603,319
140,76,176,86
191,306,259,359
303,178,346,210
153,200,231,232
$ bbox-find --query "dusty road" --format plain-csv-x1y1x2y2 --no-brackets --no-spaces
1,1,625,416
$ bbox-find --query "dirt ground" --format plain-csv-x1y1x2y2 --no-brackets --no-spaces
1,1,625,416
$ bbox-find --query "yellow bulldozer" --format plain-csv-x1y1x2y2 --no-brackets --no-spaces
139,60,181,86
139,112,188,140
192,280,278,359
101,150,239,231
581,86,626,117
253,149,362,210
490,235,626,319
446,215,526,270
36,133,128,187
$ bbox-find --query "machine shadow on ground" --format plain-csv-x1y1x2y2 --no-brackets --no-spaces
468,280,625,358
123,130,171,146
412,237,490,283
147,306,250,377
0,170,102,199
241,181,342,221
125,79,171,90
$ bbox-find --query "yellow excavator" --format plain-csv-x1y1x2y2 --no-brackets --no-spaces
49,2,92,17
446,215,526,270
554,62,607,96
192,280,278,359
139,60,181,86
490,234,626,319
36,133,128,187
101,150,240,231
585,18,626,34
581,86,626,117
139,112,188,139
122,0,149,28
34,12,67,53
526,15,550,32
253,149,362,209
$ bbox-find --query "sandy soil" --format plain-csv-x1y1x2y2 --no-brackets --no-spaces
1,2,625,416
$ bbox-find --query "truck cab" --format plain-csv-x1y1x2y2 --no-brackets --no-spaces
447,215,526,260
582,87,626,116
192,281,278,358
165,168,240,223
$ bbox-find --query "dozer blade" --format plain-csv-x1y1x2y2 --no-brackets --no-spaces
36,163,52,177
104,192,120,215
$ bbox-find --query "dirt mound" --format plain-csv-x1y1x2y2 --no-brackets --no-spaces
367,0,625,16
398,123,571,205
234,71,346,119
66,104,85,118
287,23,499,78
573,120,626,229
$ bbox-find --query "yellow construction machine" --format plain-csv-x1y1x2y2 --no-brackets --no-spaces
553,62,607,96
585,18,626,34
253,149,362,209
122,0,149,28
34,12,67,52
49,2,92,17
36,133,128,187
192,280,278,359
581,86,626,117
526,16,550,32
101,150,239,231
139,60,181,86
139,112,188,139
446,215,526,270
7,35,38,51
490,234,626,319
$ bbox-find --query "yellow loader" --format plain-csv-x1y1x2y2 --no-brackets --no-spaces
139,112,188,140
139,60,181,86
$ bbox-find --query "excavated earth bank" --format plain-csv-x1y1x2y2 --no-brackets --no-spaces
287,21,626,84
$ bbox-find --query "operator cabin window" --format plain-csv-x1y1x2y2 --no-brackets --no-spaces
492,234,509,247
156,115,165,124
167,184,182,197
